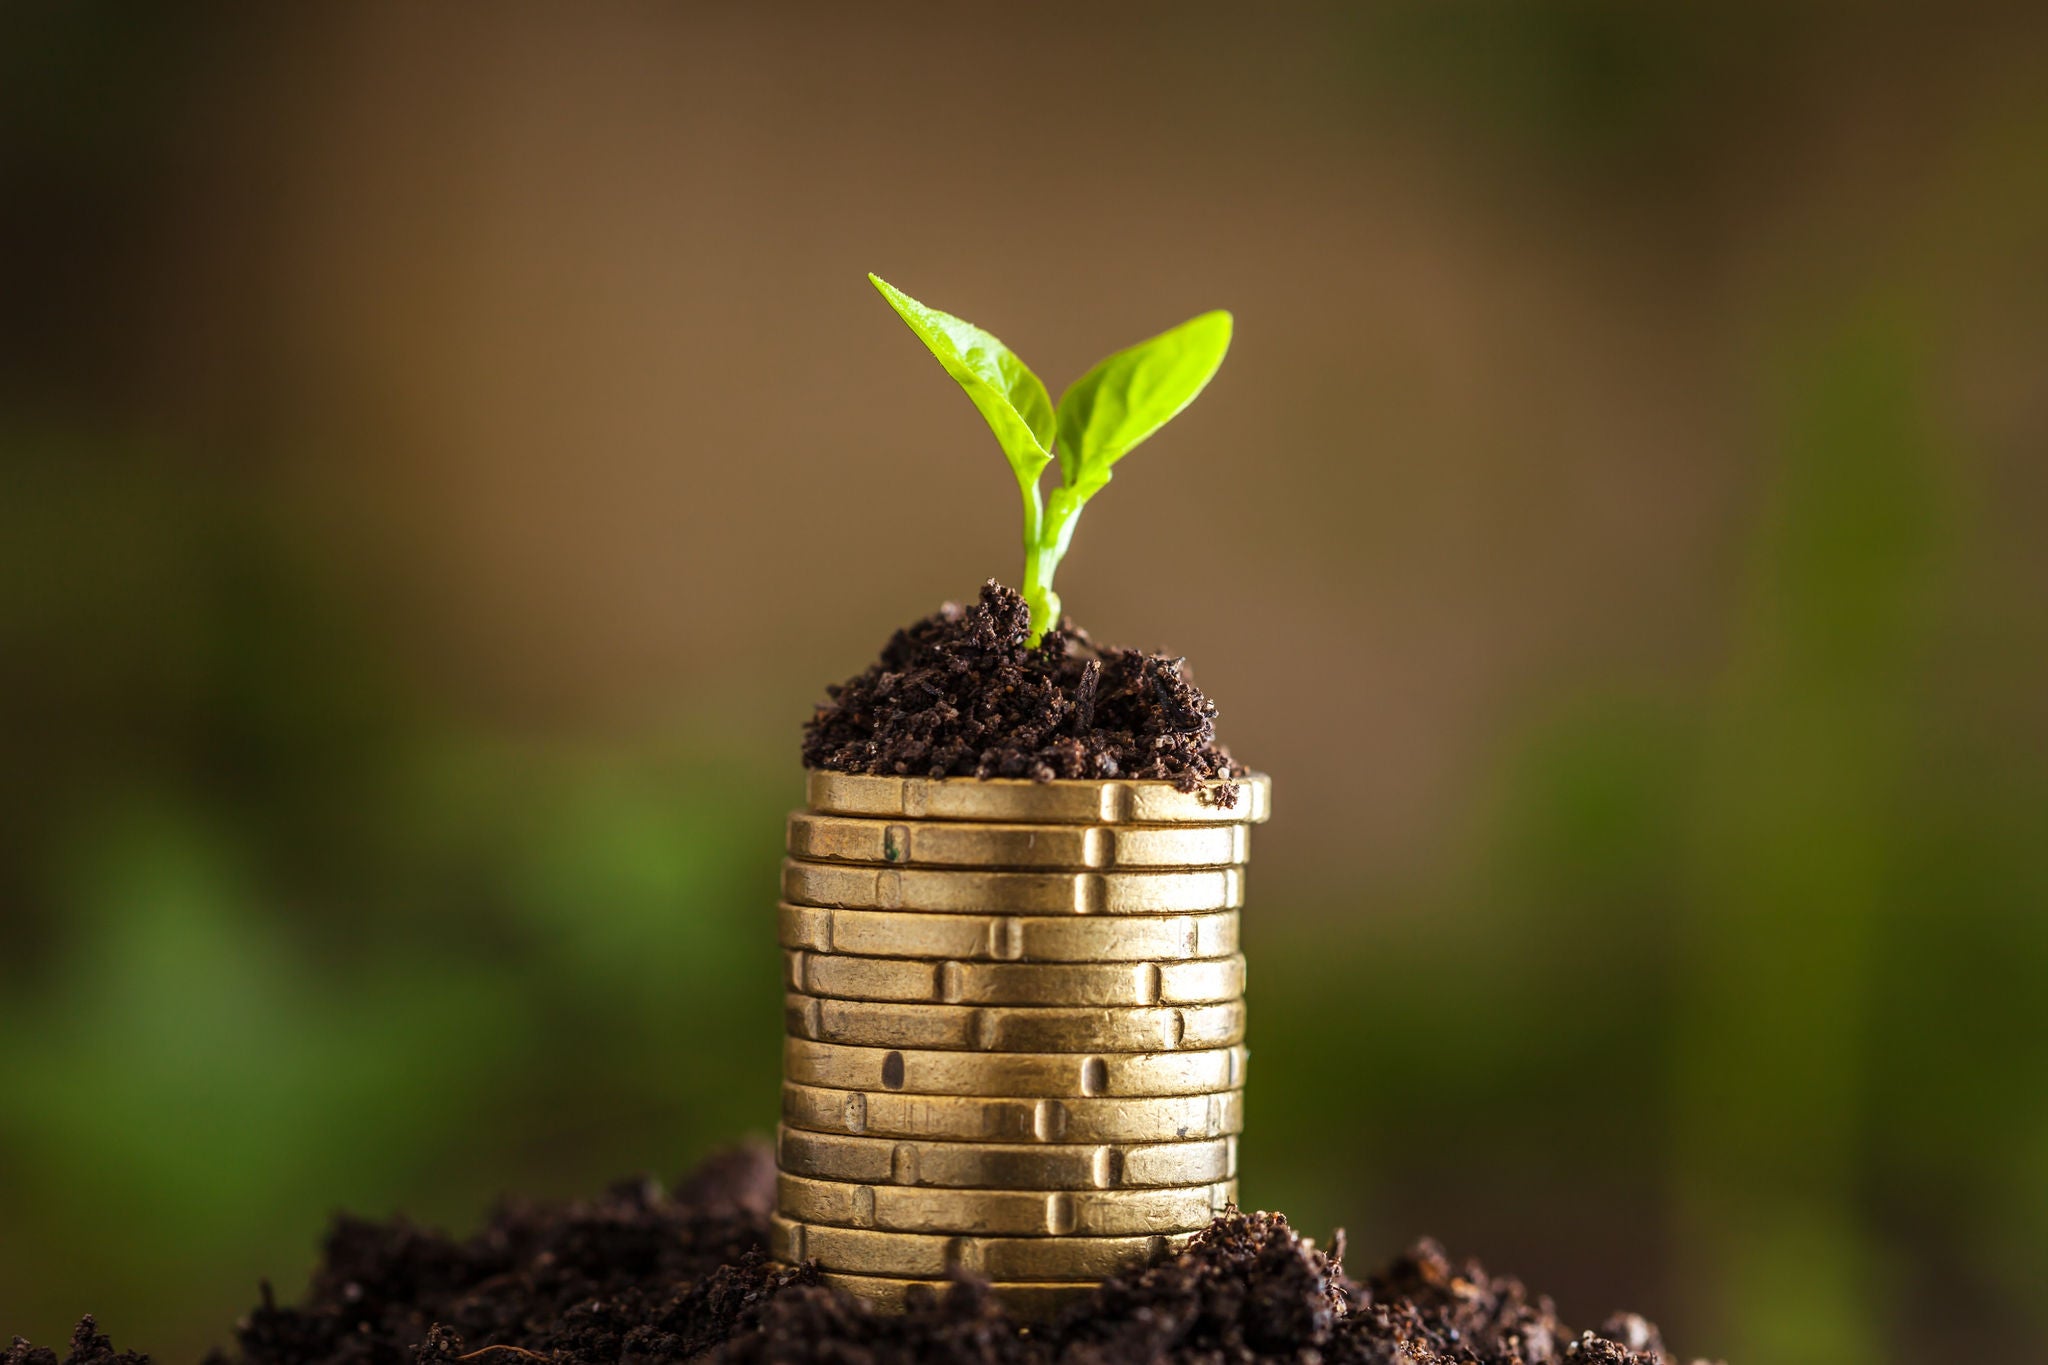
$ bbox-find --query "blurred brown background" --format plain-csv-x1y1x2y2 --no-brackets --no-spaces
4,5,2046,1362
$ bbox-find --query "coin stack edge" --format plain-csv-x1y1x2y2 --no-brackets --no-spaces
773,772,1267,1319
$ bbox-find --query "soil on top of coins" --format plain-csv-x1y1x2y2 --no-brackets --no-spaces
802,581,1246,800
8,1146,1716,1365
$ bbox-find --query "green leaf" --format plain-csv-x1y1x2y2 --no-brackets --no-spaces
869,274,1055,482
1055,310,1233,492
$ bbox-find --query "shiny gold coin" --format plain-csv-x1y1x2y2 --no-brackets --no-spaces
785,951,1246,1007
771,1214,1187,1280
782,1083,1243,1143
778,904,1240,963
784,993,1247,1052
782,861,1244,915
776,1127,1238,1190
806,771,1271,826
787,813,1249,871
806,1271,1092,1321
782,1039,1248,1098
775,1172,1235,1237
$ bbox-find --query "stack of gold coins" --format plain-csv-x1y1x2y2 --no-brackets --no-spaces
772,770,1271,1319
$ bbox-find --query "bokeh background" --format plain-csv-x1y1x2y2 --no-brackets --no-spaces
4,5,2045,1362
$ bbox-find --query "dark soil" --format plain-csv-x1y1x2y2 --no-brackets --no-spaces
9,1146,1713,1365
802,582,1244,797
4,1321,150,1365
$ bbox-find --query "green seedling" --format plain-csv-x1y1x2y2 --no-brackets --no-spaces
870,273,1232,644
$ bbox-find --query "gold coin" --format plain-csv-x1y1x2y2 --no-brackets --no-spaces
785,951,1246,1007
782,861,1244,915
782,1083,1244,1143
787,813,1249,871
805,1271,1093,1320
782,1039,1248,1098
806,771,1271,826
775,1172,1235,1237
777,1127,1238,1189
778,904,1240,963
785,994,1247,1052
771,1214,1186,1280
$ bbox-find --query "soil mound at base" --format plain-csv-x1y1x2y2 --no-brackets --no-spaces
7,1145,1714,1365
802,582,1243,795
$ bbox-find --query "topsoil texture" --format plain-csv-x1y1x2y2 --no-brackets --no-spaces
7,1146,1713,1365
802,582,1245,797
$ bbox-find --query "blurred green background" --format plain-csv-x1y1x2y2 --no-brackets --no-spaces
3,5,2045,1362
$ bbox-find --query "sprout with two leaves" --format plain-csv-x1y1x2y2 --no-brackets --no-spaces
870,274,1232,645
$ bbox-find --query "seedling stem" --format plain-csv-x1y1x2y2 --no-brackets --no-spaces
869,274,1231,643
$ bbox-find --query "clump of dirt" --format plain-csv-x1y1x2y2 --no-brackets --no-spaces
10,1146,1713,1365
803,581,1244,798
4,1319,152,1365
